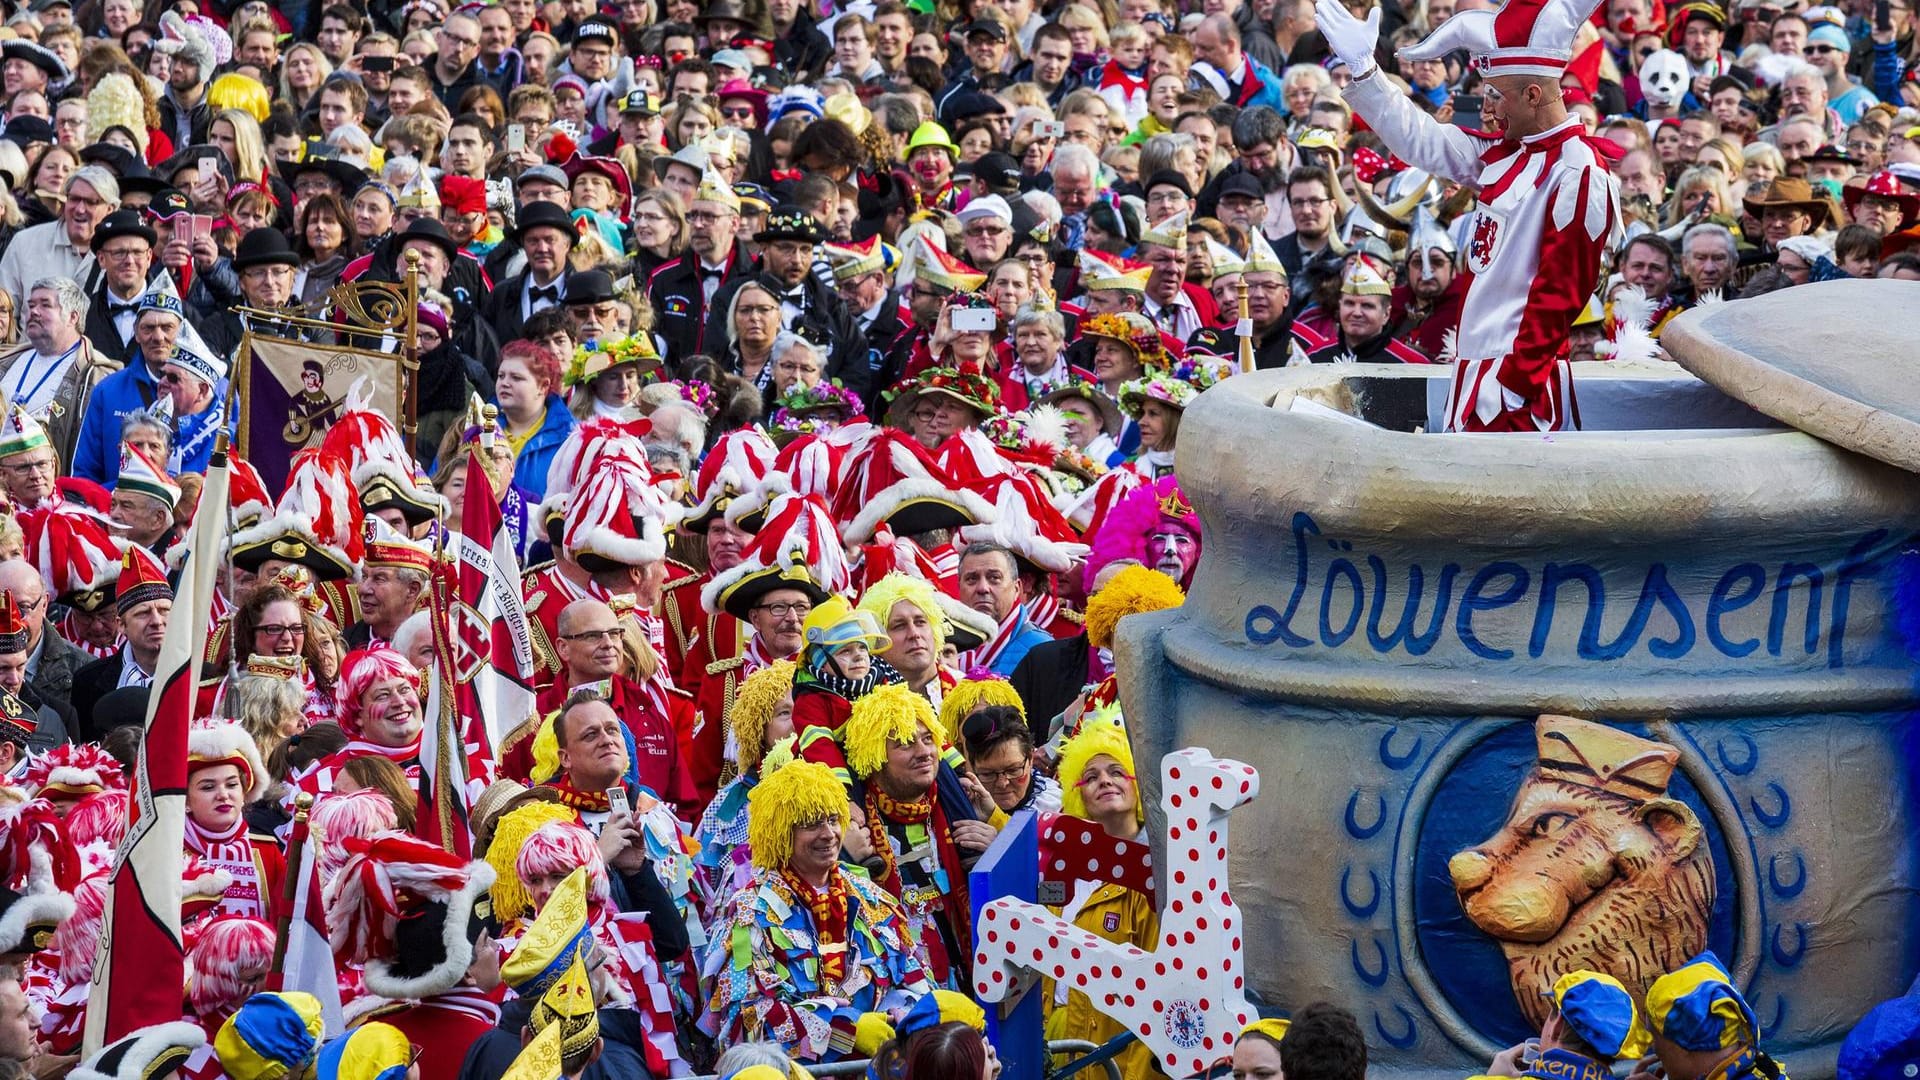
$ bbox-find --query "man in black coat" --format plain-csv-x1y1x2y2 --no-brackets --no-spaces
821,234,907,402
702,206,871,405
194,228,316,361
83,209,165,365
647,178,755,361
1008,631,1090,738
482,201,577,346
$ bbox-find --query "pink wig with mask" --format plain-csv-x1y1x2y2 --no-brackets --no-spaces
515,821,611,916
335,646,422,736
1083,474,1201,590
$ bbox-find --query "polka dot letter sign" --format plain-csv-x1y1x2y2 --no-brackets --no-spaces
973,748,1261,1078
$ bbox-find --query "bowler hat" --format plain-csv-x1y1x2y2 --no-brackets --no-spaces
89,209,157,253
393,218,461,259
511,200,578,243
566,269,616,305
232,227,301,269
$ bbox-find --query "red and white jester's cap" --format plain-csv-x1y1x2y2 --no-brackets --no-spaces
1399,0,1606,78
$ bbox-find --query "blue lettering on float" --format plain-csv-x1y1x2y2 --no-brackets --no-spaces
1241,512,1889,669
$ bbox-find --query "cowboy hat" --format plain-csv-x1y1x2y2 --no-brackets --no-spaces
1742,177,1837,229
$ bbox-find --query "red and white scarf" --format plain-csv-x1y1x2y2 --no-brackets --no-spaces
185,816,269,920
962,605,1027,672
1027,592,1062,634
741,634,791,676
56,614,116,659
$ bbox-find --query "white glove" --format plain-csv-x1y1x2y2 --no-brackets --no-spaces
1314,0,1382,80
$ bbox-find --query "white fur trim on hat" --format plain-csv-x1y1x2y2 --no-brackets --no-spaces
187,722,268,802
842,477,997,546
70,1021,207,1080
361,860,496,1001
0,889,73,956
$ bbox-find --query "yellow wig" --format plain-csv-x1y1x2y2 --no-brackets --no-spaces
1057,721,1142,824
730,660,798,772
1084,566,1185,651
485,800,581,921
748,760,851,870
529,710,565,785
760,734,798,775
856,573,947,657
939,677,1026,742
844,683,947,779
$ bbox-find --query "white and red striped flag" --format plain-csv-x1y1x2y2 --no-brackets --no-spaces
270,808,344,1037
415,452,528,855
82,441,228,1054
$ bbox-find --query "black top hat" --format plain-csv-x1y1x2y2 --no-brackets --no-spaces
756,205,826,243
511,199,577,243
232,227,301,269
90,209,158,253
696,0,755,27
0,116,52,148
566,269,616,305
393,217,461,259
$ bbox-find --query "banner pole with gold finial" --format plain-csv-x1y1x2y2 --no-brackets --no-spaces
1236,277,1254,375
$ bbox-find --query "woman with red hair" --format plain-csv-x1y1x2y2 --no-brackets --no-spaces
497,339,577,493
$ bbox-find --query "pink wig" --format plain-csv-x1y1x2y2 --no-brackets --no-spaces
335,647,421,736
311,789,400,878
1084,474,1200,589
50,875,108,984
187,916,277,1017
516,822,611,916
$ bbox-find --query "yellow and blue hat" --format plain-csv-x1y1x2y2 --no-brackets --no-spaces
801,595,890,655
314,1023,413,1080
215,992,325,1080
1550,971,1651,1061
498,867,594,1001
1645,953,1757,1052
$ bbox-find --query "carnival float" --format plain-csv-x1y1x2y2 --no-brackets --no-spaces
1110,279,1920,1079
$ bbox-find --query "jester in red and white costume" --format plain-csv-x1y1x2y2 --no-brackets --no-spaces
185,720,285,921
291,646,496,804
1317,0,1623,432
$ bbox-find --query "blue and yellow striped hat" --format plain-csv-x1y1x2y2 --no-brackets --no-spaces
1645,953,1757,1052
215,993,324,1080
1551,971,1651,1060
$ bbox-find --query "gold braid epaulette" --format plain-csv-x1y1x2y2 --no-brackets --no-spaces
527,614,561,675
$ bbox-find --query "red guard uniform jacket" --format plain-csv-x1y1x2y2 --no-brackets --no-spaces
1345,70,1622,432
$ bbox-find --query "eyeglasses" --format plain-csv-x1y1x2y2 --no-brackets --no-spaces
1806,43,1838,53
976,763,1030,786
255,623,306,639
963,223,1010,238
439,28,479,46
1288,196,1333,209
752,601,812,618
721,106,756,120
686,210,733,224
1,458,53,475
561,627,623,643
99,246,148,261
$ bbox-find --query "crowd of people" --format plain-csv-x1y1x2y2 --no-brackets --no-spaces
0,0,1901,1074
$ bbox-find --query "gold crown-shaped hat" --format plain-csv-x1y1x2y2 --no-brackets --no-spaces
1534,715,1679,801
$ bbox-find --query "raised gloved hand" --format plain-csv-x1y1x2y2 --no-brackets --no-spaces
1314,0,1382,80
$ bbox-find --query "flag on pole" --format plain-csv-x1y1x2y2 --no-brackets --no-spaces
274,808,345,1037
82,440,229,1054
451,453,538,754
415,451,527,854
